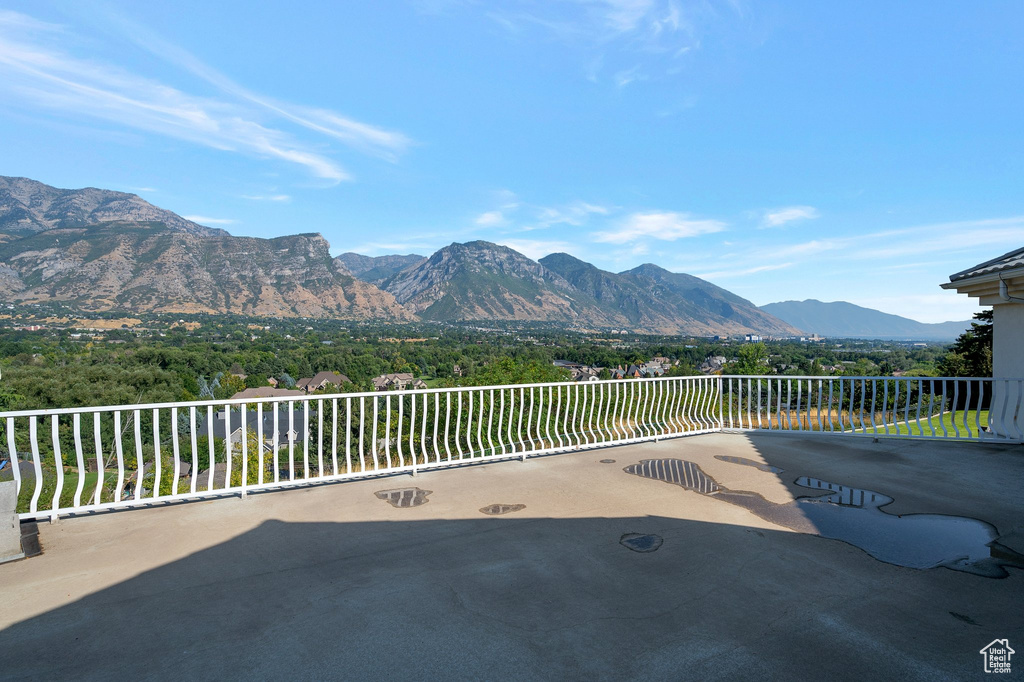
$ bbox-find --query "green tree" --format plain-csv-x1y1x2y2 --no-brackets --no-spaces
727,343,768,375
937,310,993,377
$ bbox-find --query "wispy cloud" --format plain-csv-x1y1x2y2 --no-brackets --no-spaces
183,215,237,225
483,1,745,84
593,211,726,243
0,10,412,182
670,215,1024,285
692,262,794,280
473,193,609,232
613,65,647,88
475,210,506,227
241,194,292,202
761,205,820,228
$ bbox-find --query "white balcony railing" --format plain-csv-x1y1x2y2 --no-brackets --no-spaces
1,375,1020,521
720,375,1023,441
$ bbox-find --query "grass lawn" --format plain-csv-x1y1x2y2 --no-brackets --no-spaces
864,410,989,437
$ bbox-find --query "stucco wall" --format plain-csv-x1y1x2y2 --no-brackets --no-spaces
990,302,1024,439
993,302,1024,380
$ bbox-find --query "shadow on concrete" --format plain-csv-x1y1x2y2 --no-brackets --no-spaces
2,511,1022,681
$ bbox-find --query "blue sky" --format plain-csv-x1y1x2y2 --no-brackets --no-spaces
1,1,1022,323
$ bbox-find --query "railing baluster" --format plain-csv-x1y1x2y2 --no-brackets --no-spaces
50,415,64,514
133,409,144,500
302,400,310,478
359,396,367,471
525,386,535,452
221,407,231,491
505,388,515,454
93,413,103,504
433,393,441,464
345,397,353,474
29,417,42,514
419,393,428,467
4,418,18,503
950,381,960,439
443,392,451,462
455,392,464,460
882,379,889,436
397,393,405,467
73,413,85,508
491,387,499,456
544,386,554,449
273,404,281,481
332,399,338,477
288,401,296,480
152,409,161,499
386,394,394,468
240,404,248,492
256,403,264,485
964,381,973,439
516,387,525,454
171,407,181,496
190,407,198,494
317,399,324,477
476,389,486,457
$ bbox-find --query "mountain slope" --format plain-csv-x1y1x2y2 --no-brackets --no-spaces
335,252,425,284
539,253,802,335
0,176,222,239
760,299,970,340
0,221,413,318
381,241,620,324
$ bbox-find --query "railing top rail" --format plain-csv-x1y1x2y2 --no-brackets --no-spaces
0,373,718,419
723,375,1017,381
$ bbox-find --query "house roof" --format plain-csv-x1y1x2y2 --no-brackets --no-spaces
948,246,1024,282
296,371,350,390
231,387,305,400
941,245,1024,303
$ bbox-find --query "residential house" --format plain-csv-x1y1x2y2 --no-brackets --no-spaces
371,373,427,391
699,356,728,375
196,405,308,454
295,371,351,394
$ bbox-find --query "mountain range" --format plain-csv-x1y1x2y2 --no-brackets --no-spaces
760,300,971,340
0,176,969,339
0,177,410,319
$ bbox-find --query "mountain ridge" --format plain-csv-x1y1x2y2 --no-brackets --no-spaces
0,176,223,239
760,299,970,340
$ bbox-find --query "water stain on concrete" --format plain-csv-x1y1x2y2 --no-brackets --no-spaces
480,503,526,515
714,454,783,474
599,459,616,464
375,488,431,508
624,458,1024,578
620,533,663,553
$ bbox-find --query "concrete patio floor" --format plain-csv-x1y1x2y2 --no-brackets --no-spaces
1,432,1022,680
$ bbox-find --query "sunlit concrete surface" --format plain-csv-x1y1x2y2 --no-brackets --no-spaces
1,433,1022,680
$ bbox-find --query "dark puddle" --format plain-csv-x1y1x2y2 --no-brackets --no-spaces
375,488,431,508
480,503,526,516
714,455,783,474
599,459,616,464
620,533,663,553
624,459,1024,578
